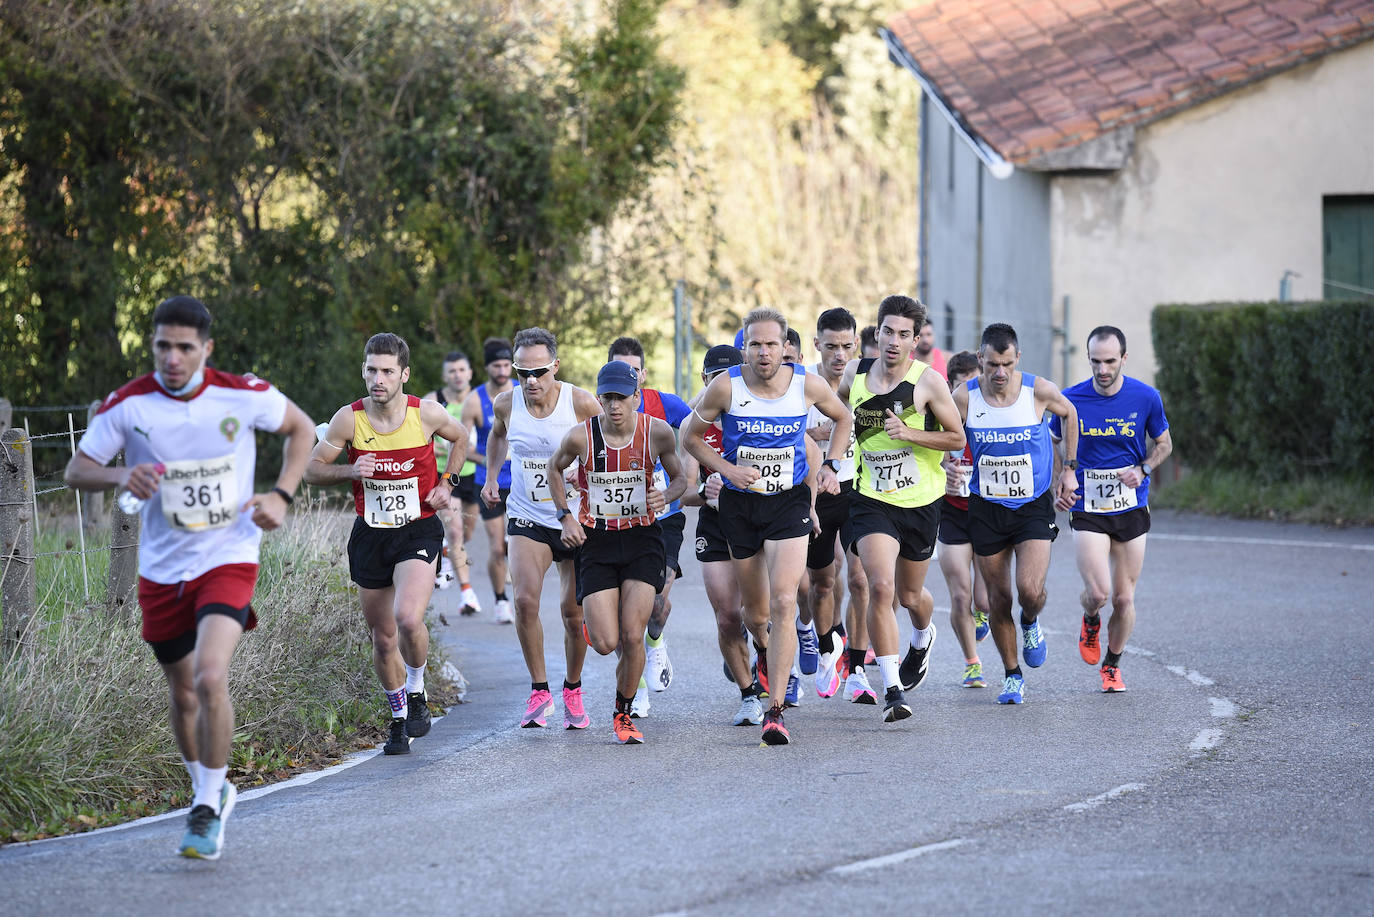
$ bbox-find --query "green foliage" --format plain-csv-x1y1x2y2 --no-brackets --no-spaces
1152,468,1374,527
0,0,683,421
1152,300,1374,479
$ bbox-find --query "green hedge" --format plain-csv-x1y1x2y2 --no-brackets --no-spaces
1152,300,1374,480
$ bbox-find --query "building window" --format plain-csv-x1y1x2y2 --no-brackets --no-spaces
1323,195,1374,299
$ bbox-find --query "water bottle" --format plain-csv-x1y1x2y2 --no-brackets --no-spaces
117,463,166,514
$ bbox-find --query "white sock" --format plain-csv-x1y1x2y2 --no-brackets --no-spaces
193,765,228,813
876,654,900,691
910,625,932,650
385,686,408,721
797,619,816,635
404,663,425,695
183,757,200,795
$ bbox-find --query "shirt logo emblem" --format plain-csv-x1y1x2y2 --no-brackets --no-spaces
220,417,240,442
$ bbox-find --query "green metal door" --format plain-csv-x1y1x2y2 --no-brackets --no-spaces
1324,195,1374,300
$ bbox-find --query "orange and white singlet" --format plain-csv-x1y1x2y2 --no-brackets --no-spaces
576,413,656,531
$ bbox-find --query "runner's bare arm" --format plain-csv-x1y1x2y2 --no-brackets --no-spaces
806,373,850,495
572,386,602,422
1036,376,1079,505
421,399,468,478
303,405,373,484
886,373,964,453
65,451,161,496
460,390,487,468
480,392,513,507
548,424,587,547
1119,428,1172,489
651,417,688,508
952,383,970,423
244,399,314,529
681,372,758,489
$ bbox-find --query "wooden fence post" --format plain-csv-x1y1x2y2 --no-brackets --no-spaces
81,401,108,534
107,455,141,618
1,428,36,653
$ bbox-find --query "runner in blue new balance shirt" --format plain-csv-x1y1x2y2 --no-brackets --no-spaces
954,322,1079,706
685,307,852,745
1050,325,1172,695
607,336,693,711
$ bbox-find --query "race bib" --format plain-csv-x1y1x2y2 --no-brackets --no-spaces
950,450,972,498
866,448,918,496
519,454,556,503
737,445,794,494
362,476,421,528
587,470,647,520
653,465,668,495
1084,467,1139,513
978,453,1033,501
160,455,239,532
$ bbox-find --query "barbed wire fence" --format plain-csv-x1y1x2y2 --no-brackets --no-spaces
1,401,141,654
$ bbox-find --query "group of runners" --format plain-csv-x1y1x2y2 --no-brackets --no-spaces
65,292,1170,860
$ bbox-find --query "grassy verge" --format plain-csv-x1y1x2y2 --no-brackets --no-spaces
1151,468,1374,527
0,497,462,843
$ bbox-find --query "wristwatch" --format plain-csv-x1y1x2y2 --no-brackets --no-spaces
1064,457,1079,470
822,458,841,474
1140,462,1152,479
556,507,573,522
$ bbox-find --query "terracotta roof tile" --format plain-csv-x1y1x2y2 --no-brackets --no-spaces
889,0,1374,165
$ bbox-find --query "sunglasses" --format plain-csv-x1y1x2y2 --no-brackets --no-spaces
513,361,555,380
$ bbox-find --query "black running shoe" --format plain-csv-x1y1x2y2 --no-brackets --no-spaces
383,717,410,755
405,691,431,737
883,685,913,722
898,624,937,691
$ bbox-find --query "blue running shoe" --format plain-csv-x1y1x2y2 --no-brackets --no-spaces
797,625,820,675
1022,619,1047,668
998,673,1025,704
784,670,803,708
973,608,989,642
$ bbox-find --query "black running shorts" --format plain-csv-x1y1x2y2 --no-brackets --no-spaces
577,523,666,603
718,485,813,560
348,514,445,590
849,493,940,562
938,498,972,546
659,512,686,577
967,491,1059,556
694,506,732,563
1070,505,1150,542
807,484,854,570
507,515,578,564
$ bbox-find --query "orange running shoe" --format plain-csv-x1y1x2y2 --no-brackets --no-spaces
1079,615,1102,665
613,711,644,744
1100,664,1126,693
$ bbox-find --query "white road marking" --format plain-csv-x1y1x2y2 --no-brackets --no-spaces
1122,645,1156,657
1167,665,1216,686
1209,697,1240,718
1063,783,1145,813
1190,729,1225,752
829,838,969,875
1153,533,1374,552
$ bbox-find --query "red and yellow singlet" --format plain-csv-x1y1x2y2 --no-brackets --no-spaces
346,395,439,528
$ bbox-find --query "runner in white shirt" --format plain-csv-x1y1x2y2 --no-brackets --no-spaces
65,296,314,861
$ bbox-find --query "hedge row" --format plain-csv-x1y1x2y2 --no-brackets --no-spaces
1152,300,1374,479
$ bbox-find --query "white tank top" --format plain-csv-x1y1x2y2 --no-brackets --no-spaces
506,381,582,528
806,366,855,483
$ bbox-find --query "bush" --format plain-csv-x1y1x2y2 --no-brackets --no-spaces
1152,300,1374,480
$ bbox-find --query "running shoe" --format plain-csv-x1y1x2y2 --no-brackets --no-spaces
760,706,790,745
997,673,1025,705
844,669,877,705
646,636,673,692
864,647,876,666
631,677,651,718
882,686,912,722
383,717,410,753
814,647,841,698
494,598,514,624
732,693,764,726
405,691,431,738
460,586,482,616
434,570,454,590
1021,618,1047,668
962,662,986,688
613,711,644,745
521,688,554,728
179,805,224,859
973,608,989,642
784,669,803,708
1100,664,1126,693
898,624,937,692
754,647,770,696
797,624,820,675
563,685,590,729
1079,615,1102,665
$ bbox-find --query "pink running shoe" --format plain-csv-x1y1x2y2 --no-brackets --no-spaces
563,685,590,729
521,688,554,728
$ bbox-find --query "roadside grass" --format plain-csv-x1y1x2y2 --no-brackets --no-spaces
1152,468,1374,527
0,498,462,843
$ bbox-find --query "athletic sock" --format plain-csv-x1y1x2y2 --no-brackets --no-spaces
385,686,407,721
847,646,866,673
496,591,509,602
753,639,767,657
646,620,664,641
563,679,582,690
797,618,816,636
1104,650,1122,667
646,632,664,648
531,681,550,693
183,757,200,795
1006,666,1023,678
404,662,425,695
910,624,933,650
193,765,228,814
1085,612,1101,624
1020,612,1034,630
966,656,980,665
740,683,760,699
876,654,900,690
835,621,847,638
614,692,633,715
818,629,835,655
460,581,472,590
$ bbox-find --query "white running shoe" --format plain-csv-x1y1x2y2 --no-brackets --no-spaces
845,668,878,705
630,676,651,718
814,646,841,698
646,638,673,692
494,598,514,624
732,693,764,726
460,586,482,616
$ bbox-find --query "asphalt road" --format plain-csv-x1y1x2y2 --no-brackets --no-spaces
3,508,1372,916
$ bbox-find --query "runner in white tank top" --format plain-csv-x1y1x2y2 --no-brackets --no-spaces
480,328,603,730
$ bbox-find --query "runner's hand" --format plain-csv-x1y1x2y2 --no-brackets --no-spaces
817,466,840,496
722,464,760,490
1118,466,1145,488
480,480,500,508
120,462,164,500
243,491,289,531
883,409,909,441
560,515,585,549
647,486,666,514
703,472,723,509
1055,467,1079,511
424,484,452,512
351,452,377,480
